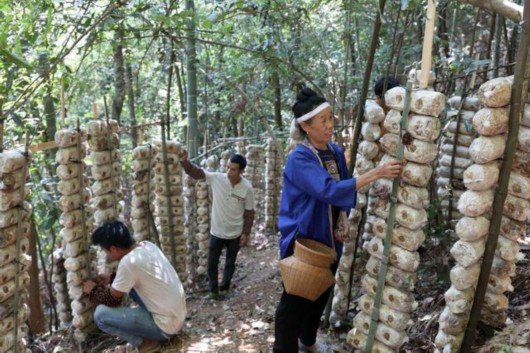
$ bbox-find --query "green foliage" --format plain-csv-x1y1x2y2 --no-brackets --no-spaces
0,0,512,270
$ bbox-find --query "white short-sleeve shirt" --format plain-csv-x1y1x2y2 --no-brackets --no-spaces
204,171,255,239
112,241,187,334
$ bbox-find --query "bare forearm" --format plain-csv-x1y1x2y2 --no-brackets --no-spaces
356,168,380,191
356,160,403,190
180,159,206,180
242,209,255,235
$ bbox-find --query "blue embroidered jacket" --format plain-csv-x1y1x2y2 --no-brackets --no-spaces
278,142,357,260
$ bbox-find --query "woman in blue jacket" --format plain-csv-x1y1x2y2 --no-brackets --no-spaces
273,88,402,353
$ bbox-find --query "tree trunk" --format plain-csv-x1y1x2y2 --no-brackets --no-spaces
175,61,185,120
506,24,518,76
437,0,450,59
186,0,199,158
271,65,282,129
166,41,176,138
125,62,138,147
348,0,387,174
112,27,126,124
37,52,57,161
452,0,522,21
27,219,46,334
215,47,224,133
493,14,503,77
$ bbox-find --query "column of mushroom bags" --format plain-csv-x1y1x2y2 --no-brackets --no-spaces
330,100,384,327
245,145,264,235
86,119,122,275
264,138,283,233
435,76,529,352
218,149,230,172
183,173,198,287
437,96,479,227
55,128,96,341
152,140,186,283
130,145,155,242
236,140,246,157
0,149,32,352
51,249,71,328
348,84,446,352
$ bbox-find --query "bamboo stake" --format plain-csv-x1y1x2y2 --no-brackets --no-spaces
365,81,413,353
160,121,177,266
145,144,160,245
460,2,530,351
75,118,91,280
103,100,118,212
420,0,436,89
13,131,30,353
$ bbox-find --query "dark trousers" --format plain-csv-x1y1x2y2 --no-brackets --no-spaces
207,234,241,292
273,286,333,353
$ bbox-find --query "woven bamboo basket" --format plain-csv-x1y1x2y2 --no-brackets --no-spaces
279,238,336,301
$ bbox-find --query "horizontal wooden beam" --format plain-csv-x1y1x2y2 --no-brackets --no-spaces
28,141,57,152
452,0,523,22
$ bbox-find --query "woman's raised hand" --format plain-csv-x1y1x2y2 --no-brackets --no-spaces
375,160,403,179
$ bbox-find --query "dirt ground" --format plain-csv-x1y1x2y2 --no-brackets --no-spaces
29,229,530,353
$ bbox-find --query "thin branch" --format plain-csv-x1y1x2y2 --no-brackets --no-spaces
5,2,125,116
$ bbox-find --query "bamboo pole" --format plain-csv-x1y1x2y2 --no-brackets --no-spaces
365,81,413,352
460,2,530,351
189,143,227,163
420,0,436,89
13,131,30,353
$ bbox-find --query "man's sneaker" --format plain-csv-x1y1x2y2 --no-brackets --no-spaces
219,289,230,299
208,291,223,301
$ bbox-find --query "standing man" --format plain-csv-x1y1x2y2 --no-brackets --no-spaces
83,221,186,353
180,151,255,300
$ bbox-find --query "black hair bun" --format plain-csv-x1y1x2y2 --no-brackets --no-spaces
296,87,317,103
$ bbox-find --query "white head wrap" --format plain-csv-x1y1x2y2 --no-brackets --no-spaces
295,102,330,123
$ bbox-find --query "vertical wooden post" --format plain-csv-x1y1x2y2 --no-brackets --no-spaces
92,102,99,119
420,0,436,89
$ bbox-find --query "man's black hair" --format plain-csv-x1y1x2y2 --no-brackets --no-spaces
230,154,247,170
92,220,134,250
374,76,400,98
